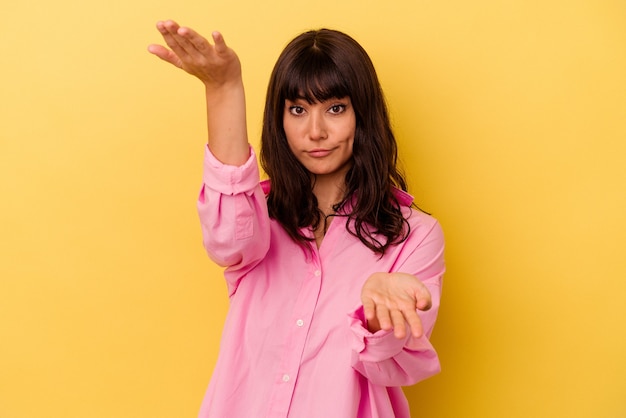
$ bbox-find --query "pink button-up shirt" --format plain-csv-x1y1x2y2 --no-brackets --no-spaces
197,146,445,418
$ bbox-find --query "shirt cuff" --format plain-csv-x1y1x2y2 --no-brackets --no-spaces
348,305,408,363
202,144,258,195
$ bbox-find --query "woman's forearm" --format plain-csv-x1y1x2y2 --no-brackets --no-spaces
204,80,250,166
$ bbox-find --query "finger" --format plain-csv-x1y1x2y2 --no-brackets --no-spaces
390,310,407,339
366,315,382,334
156,20,192,59
415,290,432,311
212,31,229,55
375,304,393,332
170,27,198,56
158,19,181,37
362,298,377,321
412,281,432,311
178,26,212,54
161,20,207,59
147,44,183,68
155,19,172,33
147,43,167,57
403,309,424,338
160,19,182,34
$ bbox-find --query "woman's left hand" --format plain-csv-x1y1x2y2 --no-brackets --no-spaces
361,272,432,339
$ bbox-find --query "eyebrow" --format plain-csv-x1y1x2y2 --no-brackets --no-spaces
286,96,349,104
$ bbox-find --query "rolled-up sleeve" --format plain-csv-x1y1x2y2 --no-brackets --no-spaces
197,145,271,295
348,220,445,386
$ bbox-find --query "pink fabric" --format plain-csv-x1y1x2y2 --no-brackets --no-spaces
197,146,445,418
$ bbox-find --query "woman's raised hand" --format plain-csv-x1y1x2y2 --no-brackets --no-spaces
148,20,242,90
361,272,432,339
148,20,249,165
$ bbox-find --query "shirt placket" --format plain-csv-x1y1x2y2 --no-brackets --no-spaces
266,252,323,418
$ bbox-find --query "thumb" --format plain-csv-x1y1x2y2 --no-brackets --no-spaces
414,288,432,311
212,31,229,54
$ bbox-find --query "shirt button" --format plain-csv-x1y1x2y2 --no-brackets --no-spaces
282,374,290,382
314,270,321,277
296,319,304,327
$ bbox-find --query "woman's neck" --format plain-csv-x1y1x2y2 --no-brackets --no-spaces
312,176,346,248
312,175,347,216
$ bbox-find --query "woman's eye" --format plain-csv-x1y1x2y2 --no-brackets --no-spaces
329,104,346,114
289,106,305,115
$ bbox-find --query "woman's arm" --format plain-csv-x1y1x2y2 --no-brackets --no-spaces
148,20,249,166
351,220,445,386
149,22,270,289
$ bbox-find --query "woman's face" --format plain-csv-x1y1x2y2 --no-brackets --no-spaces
282,96,356,181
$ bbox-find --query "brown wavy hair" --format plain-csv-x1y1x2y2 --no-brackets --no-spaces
259,28,410,255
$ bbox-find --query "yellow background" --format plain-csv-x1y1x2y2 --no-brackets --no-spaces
1,0,625,417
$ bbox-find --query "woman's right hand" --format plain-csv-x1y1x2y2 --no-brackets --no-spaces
149,20,249,165
148,20,242,91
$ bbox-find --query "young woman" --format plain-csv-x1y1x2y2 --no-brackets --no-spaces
149,20,445,418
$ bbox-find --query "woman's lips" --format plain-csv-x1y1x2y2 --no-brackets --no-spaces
307,149,332,158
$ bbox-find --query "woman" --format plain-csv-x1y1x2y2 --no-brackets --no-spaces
149,20,445,418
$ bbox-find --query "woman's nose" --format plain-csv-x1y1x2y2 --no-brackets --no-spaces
308,112,327,140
